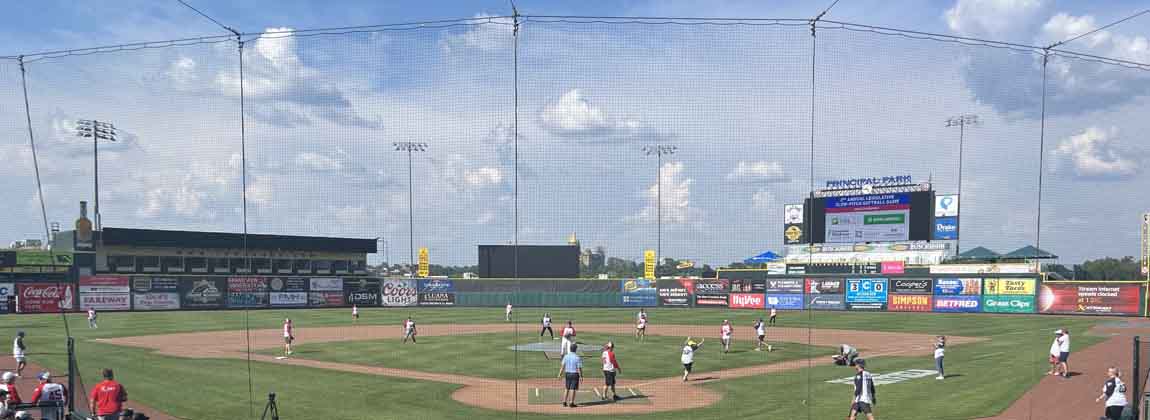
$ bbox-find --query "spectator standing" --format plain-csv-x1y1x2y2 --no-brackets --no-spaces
89,368,128,420
1096,367,1128,420
1057,328,1071,378
30,372,67,420
558,344,583,408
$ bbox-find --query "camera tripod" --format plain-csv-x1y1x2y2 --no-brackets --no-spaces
261,393,279,420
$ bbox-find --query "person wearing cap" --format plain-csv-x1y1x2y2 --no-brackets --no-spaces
1048,330,1062,376
934,336,946,380
849,358,877,420
561,321,577,356
30,372,67,420
835,344,860,366
557,343,583,408
402,317,417,344
0,372,22,406
12,331,26,377
681,337,704,382
505,302,513,322
89,368,128,420
600,341,622,401
1096,366,1128,420
720,320,733,354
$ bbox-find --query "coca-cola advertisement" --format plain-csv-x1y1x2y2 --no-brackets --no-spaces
17,283,75,313
80,293,131,311
382,279,418,307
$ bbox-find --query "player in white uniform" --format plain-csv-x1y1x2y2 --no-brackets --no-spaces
754,318,771,352
769,306,778,325
352,305,359,323
282,319,294,357
505,303,513,322
403,317,417,344
30,372,67,420
87,308,98,329
561,321,577,355
12,332,26,377
635,309,648,341
540,313,555,340
681,337,704,382
720,320,733,353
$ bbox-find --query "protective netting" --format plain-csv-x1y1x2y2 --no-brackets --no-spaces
0,14,1148,420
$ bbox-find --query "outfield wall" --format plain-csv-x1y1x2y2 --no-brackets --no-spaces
4,273,1144,317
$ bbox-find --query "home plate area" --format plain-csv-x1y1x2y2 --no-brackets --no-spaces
509,341,595,359
527,387,651,405
825,369,939,385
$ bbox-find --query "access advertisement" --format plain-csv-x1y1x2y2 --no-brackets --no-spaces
933,295,982,313
17,283,75,313
382,279,418,307
418,279,455,306
824,193,911,243
806,278,845,310
621,279,658,307
730,293,765,309
888,294,932,312
934,278,982,296
694,279,729,307
766,293,805,310
1038,283,1142,315
982,295,1035,313
983,278,1036,296
658,278,692,307
227,277,269,308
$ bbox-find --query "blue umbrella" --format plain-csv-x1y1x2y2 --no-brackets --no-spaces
744,251,781,265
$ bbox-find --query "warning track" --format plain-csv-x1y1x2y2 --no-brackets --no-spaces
101,324,979,415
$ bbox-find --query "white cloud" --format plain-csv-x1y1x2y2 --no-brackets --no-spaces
751,190,777,209
137,185,205,218
294,152,344,172
728,161,787,181
1050,126,1142,180
440,14,513,53
945,0,1044,39
167,56,198,87
245,175,274,207
539,89,640,137
626,161,699,225
463,167,504,186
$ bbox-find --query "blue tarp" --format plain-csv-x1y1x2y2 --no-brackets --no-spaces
743,251,781,264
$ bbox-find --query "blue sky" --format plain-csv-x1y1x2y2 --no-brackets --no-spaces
1,0,1148,266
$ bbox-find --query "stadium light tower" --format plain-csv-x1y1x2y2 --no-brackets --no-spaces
394,142,427,275
643,144,677,270
945,114,978,255
75,119,118,231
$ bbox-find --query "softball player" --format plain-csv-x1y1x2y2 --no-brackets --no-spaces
635,309,648,341
505,303,513,322
561,321,577,355
720,320,733,353
681,337,704,382
352,305,359,323
754,318,771,352
540,313,555,339
12,332,26,377
403,317,417,344
282,319,294,356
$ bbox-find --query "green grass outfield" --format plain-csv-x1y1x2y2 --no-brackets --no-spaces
0,308,1105,419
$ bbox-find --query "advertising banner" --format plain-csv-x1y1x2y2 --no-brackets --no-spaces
982,295,1035,313
888,294,933,312
930,264,1036,274
881,261,905,274
309,291,344,307
132,292,180,310
417,279,454,306
269,277,308,293
846,278,889,303
693,279,729,307
309,277,343,292
132,277,179,292
17,283,75,313
891,278,933,295
347,278,383,306
983,278,1036,296
0,283,12,313
644,250,656,280
935,194,959,217
658,278,692,307
934,278,982,296
806,278,845,294
730,278,765,293
824,193,912,243
934,216,958,240
1038,284,1142,315
808,294,846,310
765,278,805,294
784,203,805,245
933,295,982,312
621,279,658,307
766,293,805,310
729,293,765,309
228,277,269,308
270,292,308,307
80,292,131,310
181,278,226,308
382,279,418,307
418,248,430,278
847,301,887,311
79,276,130,294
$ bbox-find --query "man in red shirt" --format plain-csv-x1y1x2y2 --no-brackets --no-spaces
600,342,623,401
89,368,128,420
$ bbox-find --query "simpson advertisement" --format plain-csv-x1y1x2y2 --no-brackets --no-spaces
1038,283,1142,315
694,279,730,307
888,294,932,312
658,278,692,307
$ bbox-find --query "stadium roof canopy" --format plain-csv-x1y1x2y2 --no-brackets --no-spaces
1002,245,1058,260
99,227,377,253
956,246,1000,260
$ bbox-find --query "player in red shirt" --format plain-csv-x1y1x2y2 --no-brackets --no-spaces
30,372,68,420
600,342,623,401
0,372,22,405
89,368,128,420
720,320,733,353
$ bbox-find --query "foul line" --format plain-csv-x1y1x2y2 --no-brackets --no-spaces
628,388,638,397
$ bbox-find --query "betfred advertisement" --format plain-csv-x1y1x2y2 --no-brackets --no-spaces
729,293,765,309
309,292,344,307
888,294,932,312
658,278,692,307
934,278,982,296
694,280,729,306
765,278,805,294
132,293,180,310
1038,284,1142,315
347,278,383,306
983,295,1035,313
382,279,418,307
621,279,658,307
891,279,933,295
181,278,225,308
80,293,131,310
17,283,75,313
79,276,130,294
846,278,888,303
767,293,805,310
983,278,1036,296
933,295,982,313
